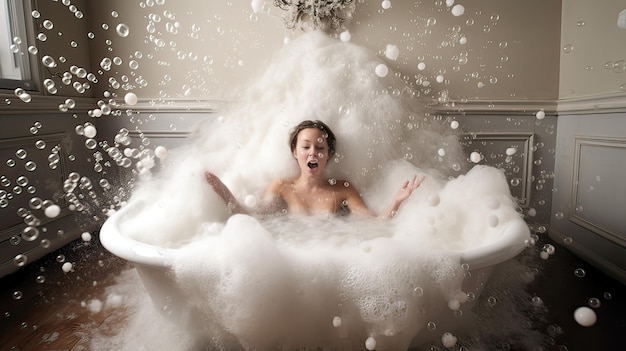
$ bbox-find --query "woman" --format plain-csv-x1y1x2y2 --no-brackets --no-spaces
205,120,424,218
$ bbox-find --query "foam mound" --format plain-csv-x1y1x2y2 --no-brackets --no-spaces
117,30,526,349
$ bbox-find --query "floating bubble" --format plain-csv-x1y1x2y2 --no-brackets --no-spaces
450,120,459,129
81,232,92,241
375,63,388,77
244,194,257,207
447,299,460,311
506,147,517,156
44,204,61,218
588,297,601,308
451,4,465,16
470,151,482,163
42,19,54,30
573,306,596,327
332,316,342,327
84,125,97,138
41,55,57,68
385,44,399,60
25,161,37,171
115,23,130,38
22,226,39,241
437,148,446,157
124,92,138,105
417,62,426,70
441,332,458,348
36,275,45,284
13,254,27,267
563,237,573,245
339,31,351,42
536,110,546,119
62,262,73,273
12,291,23,300
563,44,574,53
365,336,376,350
531,296,543,307
574,268,586,278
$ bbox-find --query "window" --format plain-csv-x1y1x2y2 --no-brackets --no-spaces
0,0,35,90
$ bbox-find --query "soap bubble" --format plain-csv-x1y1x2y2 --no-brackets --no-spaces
115,23,130,38
536,110,546,119
81,232,92,241
62,262,73,273
124,92,138,105
365,336,376,350
470,151,482,163
339,31,351,42
84,125,97,138
588,297,601,308
375,63,389,77
44,204,61,218
451,4,465,16
22,226,39,241
573,306,596,327
13,254,28,267
41,55,57,68
385,44,399,60
441,332,458,348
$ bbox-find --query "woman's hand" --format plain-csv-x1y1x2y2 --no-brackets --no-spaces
394,175,425,204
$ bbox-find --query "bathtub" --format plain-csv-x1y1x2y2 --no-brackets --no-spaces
100,200,531,348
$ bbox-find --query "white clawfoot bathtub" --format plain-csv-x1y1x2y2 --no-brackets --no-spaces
100,201,531,348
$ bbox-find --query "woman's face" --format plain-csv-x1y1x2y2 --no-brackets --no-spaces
293,128,330,176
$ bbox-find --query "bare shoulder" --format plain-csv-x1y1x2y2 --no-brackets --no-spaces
333,179,361,198
266,178,293,196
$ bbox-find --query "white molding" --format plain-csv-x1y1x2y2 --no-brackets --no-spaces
557,92,626,115
3,93,624,116
570,136,626,247
463,132,535,207
428,98,557,116
0,93,96,114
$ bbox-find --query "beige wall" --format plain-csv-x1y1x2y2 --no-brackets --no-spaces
83,0,562,103
560,0,626,99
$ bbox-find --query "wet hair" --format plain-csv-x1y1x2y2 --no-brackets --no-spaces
289,120,336,157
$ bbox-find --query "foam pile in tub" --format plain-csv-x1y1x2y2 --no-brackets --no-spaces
117,31,527,350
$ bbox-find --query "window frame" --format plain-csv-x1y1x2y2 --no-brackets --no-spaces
0,0,38,91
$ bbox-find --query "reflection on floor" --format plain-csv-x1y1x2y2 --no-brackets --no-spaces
0,234,624,351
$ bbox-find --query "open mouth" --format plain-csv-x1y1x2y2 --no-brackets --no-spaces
307,161,318,169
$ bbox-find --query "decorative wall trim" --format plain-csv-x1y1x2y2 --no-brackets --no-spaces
557,92,626,115
0,93,96,114
570,136,626,247
4,93,623,116
428,98,557,116
128,130,192,140
0,132,71,240
463,132,535,207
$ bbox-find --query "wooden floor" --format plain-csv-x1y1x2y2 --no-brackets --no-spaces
1,234,624,351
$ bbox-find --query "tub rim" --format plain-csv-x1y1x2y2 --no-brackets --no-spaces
100,201,530,270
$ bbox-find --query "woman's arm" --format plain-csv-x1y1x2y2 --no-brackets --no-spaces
343,175,425,219
380,175,425,219
204,172,249,214
204,172,285,216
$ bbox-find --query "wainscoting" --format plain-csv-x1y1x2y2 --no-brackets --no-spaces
550,109,626,284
